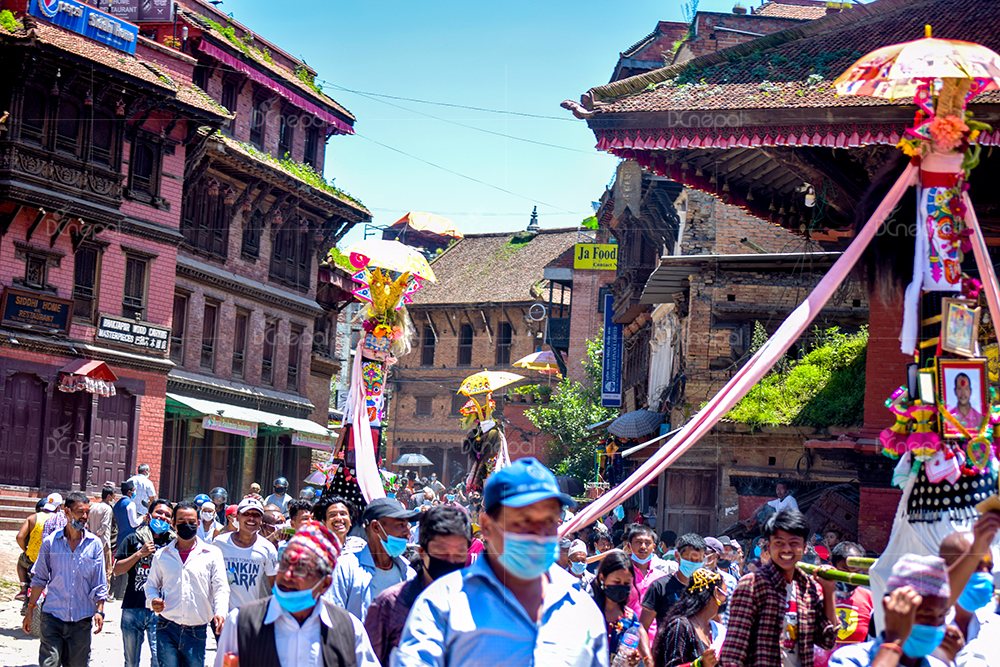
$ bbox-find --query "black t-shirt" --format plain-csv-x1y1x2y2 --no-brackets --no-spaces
641,574,686,626
115,530,173,609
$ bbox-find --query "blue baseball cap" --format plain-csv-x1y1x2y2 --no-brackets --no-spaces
483,458,575,512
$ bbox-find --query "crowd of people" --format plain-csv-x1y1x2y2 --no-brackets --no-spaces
11,460,1000,667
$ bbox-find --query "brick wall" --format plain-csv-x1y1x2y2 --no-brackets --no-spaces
566,268,615,383
682,190,821,256
858,487,902,553
684,12,807,59
739,494,774,522
863,297,908,430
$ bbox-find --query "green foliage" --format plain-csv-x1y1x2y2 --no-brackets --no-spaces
511,384,538,395
327,246,355,271
0,10,22,32
581,215,599,231
205,19,273,65
295,64,324,95
726,326,868,428
496,233,534,261
526,338,616,483
236,141,364,208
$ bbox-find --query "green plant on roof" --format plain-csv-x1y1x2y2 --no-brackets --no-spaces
496,232,534,261
327,246,355,271
581,215,599,231
295,64,323,95
235,141,364,209
0,10,22,32
204,18,273,65
725,325,867,428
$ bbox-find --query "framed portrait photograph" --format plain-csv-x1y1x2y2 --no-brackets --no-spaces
941,298,981,357
918,367,937,405
938,358,989,438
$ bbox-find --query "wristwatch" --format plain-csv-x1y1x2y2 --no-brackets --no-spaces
95,611,105,619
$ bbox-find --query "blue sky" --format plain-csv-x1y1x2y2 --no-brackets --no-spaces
222,0,750,244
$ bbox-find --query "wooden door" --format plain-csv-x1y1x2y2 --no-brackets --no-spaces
661,470,718,536
46,390,89,491
88,391,136,493
0,372,44,487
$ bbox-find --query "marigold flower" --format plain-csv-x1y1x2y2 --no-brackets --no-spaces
928,114,970,152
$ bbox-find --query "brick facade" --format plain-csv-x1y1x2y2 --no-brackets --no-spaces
858,487,902,553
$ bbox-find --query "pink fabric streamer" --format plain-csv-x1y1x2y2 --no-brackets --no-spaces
964,193,1000,343
350,339,387,503
561,163,920,536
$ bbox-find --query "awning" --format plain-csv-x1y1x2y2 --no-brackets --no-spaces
166,393,332,440
59,359,118,382
57,359,117,397
197,41,354,136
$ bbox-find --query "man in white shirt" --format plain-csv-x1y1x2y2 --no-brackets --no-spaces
126,464,157,517
214,497,279,610
768,480,799,513
214,520,379,667
146,500,229,667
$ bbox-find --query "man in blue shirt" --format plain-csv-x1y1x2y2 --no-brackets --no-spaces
22,491,108,667
392,457,608,667
324,497,419,622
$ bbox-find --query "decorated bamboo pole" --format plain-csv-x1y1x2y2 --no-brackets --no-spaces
797,562,871,586
846,556,876,570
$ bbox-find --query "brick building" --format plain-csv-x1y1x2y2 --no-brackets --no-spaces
135,0,371,501
0,1,228,494
385,224,611,485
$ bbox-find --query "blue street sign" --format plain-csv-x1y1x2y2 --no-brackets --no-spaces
601,292,622,407
30,0,138,55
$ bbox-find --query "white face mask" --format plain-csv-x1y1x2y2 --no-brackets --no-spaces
201,512,215,522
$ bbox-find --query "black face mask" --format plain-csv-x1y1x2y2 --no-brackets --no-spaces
425,555,465,580
718,559,732,570
718,602,728,616
176,522,198,540
604,584,631,604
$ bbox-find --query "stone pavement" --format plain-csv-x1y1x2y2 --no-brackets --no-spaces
0,596,221,667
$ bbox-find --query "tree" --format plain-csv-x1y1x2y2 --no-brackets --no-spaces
525,337,617,483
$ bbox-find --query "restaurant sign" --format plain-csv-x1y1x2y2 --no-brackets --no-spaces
96,314,170,353
203,415,258,438
291,432,333,450
574,243,618,271
103,0,173,23
0,287,72,334
30,0,138,54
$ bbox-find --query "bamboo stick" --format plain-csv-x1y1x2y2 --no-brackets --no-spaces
846,556,876,570
797,562,871,586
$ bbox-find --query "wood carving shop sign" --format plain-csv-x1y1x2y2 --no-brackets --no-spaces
96,314,170,353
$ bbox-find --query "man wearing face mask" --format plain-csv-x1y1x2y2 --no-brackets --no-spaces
214,520,379,667
703,537,739,625
324,497,418,622
22,491,108,667
641,533,707,634
392,457,608,667
365,505,472,665
931,531,996,665
566,538,596,593
114,499,176,667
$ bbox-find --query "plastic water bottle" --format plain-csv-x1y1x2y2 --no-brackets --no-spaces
612,624,641,667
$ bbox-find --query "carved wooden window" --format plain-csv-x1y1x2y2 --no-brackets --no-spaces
287,324,302,393
20,87,47,144
55,99,81,156
457,324,473,366
420,325,435,367
122,255,148,320
182,178,230,257
221,80,237,136
278,110,293,159
24,254,47,290
232,310,249,379
495,322,512,366
304,126,320,169
415,396,433,416
170,294,187,365
90,110,115,168
72,244,101,322
201,301,218,372
261,319,277,386
269,221,311,290
242,210,263,259
127,133,164,203
250,95,267,149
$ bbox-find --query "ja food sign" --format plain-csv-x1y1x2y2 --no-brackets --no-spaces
601,292,622,407
30,0,138,54
574,243,618,271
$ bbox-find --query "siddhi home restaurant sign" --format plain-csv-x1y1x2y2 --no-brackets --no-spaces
573,243,618,271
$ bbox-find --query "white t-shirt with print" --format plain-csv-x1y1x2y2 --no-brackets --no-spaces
780,581,801,667
213,532,279,610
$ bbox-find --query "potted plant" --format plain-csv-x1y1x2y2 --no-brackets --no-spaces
733,1,747,14
537,385,553,404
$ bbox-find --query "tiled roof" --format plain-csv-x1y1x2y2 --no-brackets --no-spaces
755,1,829,20
585,0,1000,115
179,9,355,123
410,229,582,306
0,21,229,119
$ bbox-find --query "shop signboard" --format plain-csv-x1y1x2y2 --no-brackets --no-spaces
574,243,618,271
29,0,138,54
0,287,72,334
96,314,170,353
601,292,623,407
203,415,258,438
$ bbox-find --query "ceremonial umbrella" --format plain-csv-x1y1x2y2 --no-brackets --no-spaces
393,453,434,467
513,350,565,375
343,239,437,282
833,26,1000,100
458,370,524,396
607,409,664,439
390,212,463,239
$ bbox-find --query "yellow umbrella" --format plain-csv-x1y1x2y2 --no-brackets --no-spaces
458,370,524,396
513,350,566,375
833,26,1000,100
343,239,437,282
392,212,463,239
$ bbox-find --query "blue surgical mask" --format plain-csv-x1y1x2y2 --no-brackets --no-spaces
754,545,762,558
631,552,653,565
150,518,170,534
498,530,559,579
958,572,995,611
378,526,408,558
679,558,703,578
570,561,588,575
272,582,320,614
70,518,87,532
446,494,455,502
902,623,946,658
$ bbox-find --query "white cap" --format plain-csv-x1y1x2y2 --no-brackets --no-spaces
43,493,63,512
201,502,216,513
237,497,264,515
